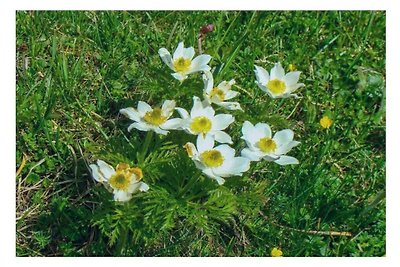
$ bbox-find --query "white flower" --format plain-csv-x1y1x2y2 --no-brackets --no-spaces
176,96,234,144
254,62,304,98
89,160,149,202
240,121,300,165
202,71,242,111
120,100,182,135
184,135,250,185
158,41,212,82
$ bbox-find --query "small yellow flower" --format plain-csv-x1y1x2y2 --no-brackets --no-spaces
320,115,333,129
288,64,296,72
271,247,283,257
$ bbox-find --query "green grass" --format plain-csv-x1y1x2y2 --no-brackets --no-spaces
16,11,385,256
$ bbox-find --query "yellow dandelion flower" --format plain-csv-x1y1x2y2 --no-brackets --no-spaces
320,115,333,129
271,247,283,257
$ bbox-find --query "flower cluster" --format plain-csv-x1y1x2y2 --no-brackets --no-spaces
90,40,304,201
89,160,149,202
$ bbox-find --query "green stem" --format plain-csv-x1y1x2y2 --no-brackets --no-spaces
115,225,128,256
115,202,130,256
177,171,202,198
139,131,153,163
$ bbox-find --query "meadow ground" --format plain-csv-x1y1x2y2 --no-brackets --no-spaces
16,11,385,256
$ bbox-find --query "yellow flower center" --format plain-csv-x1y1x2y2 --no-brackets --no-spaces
173,57,191,73
209,87,225,101
256,137,277,153
190,116,212,134
109,164,143,191
267,79,286,94
200,150,224,167
320,115,333,129
143,108,167,126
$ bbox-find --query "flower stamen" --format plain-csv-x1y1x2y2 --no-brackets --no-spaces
190,116,212,134
267,79,286,94
210,87,225,101
173,57,191,72
109,172,132,191
200,150,224,167
143,108,167,126
257,137,277,153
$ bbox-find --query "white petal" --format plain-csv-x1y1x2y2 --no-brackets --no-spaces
202,97,212,107
184,142,198,158
127,122,152,132
274,155,299,165
284,71,301,86
89,164,106,182
175,107,189,119
113,190,132,202
213,131,233,144
193,159,206,170
217,79,235,92
171,72,187,81
229,157,250,174
216,101,242,111
254,122,272,138
203,71,214,93
289,93,300,98
173,41,184,59
213,176,226,185
212,114,234,131
241,121,254,137
276,141,300,155
138,182,149,192
202,168,225,185
224,90,239,100
191,103,215,119
241,121,264,145
270,62,285,80
161,118,183,130
119,107,141,122
257,83,270,95
158,48,174,70
187,54,212,74
96,160,115,180
286,83,305,93
215,144,235,159
190,96,204,117
153,127,169,135
127,182,140,193
196,134,215,153
161,100,176,117
214,157,250,177
254,65,270,85
183,46,195,60
241,148,263,161
270,92,288,98
137,101,152,116
262,154,280,161
200,106,215,118
273,129,294,146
